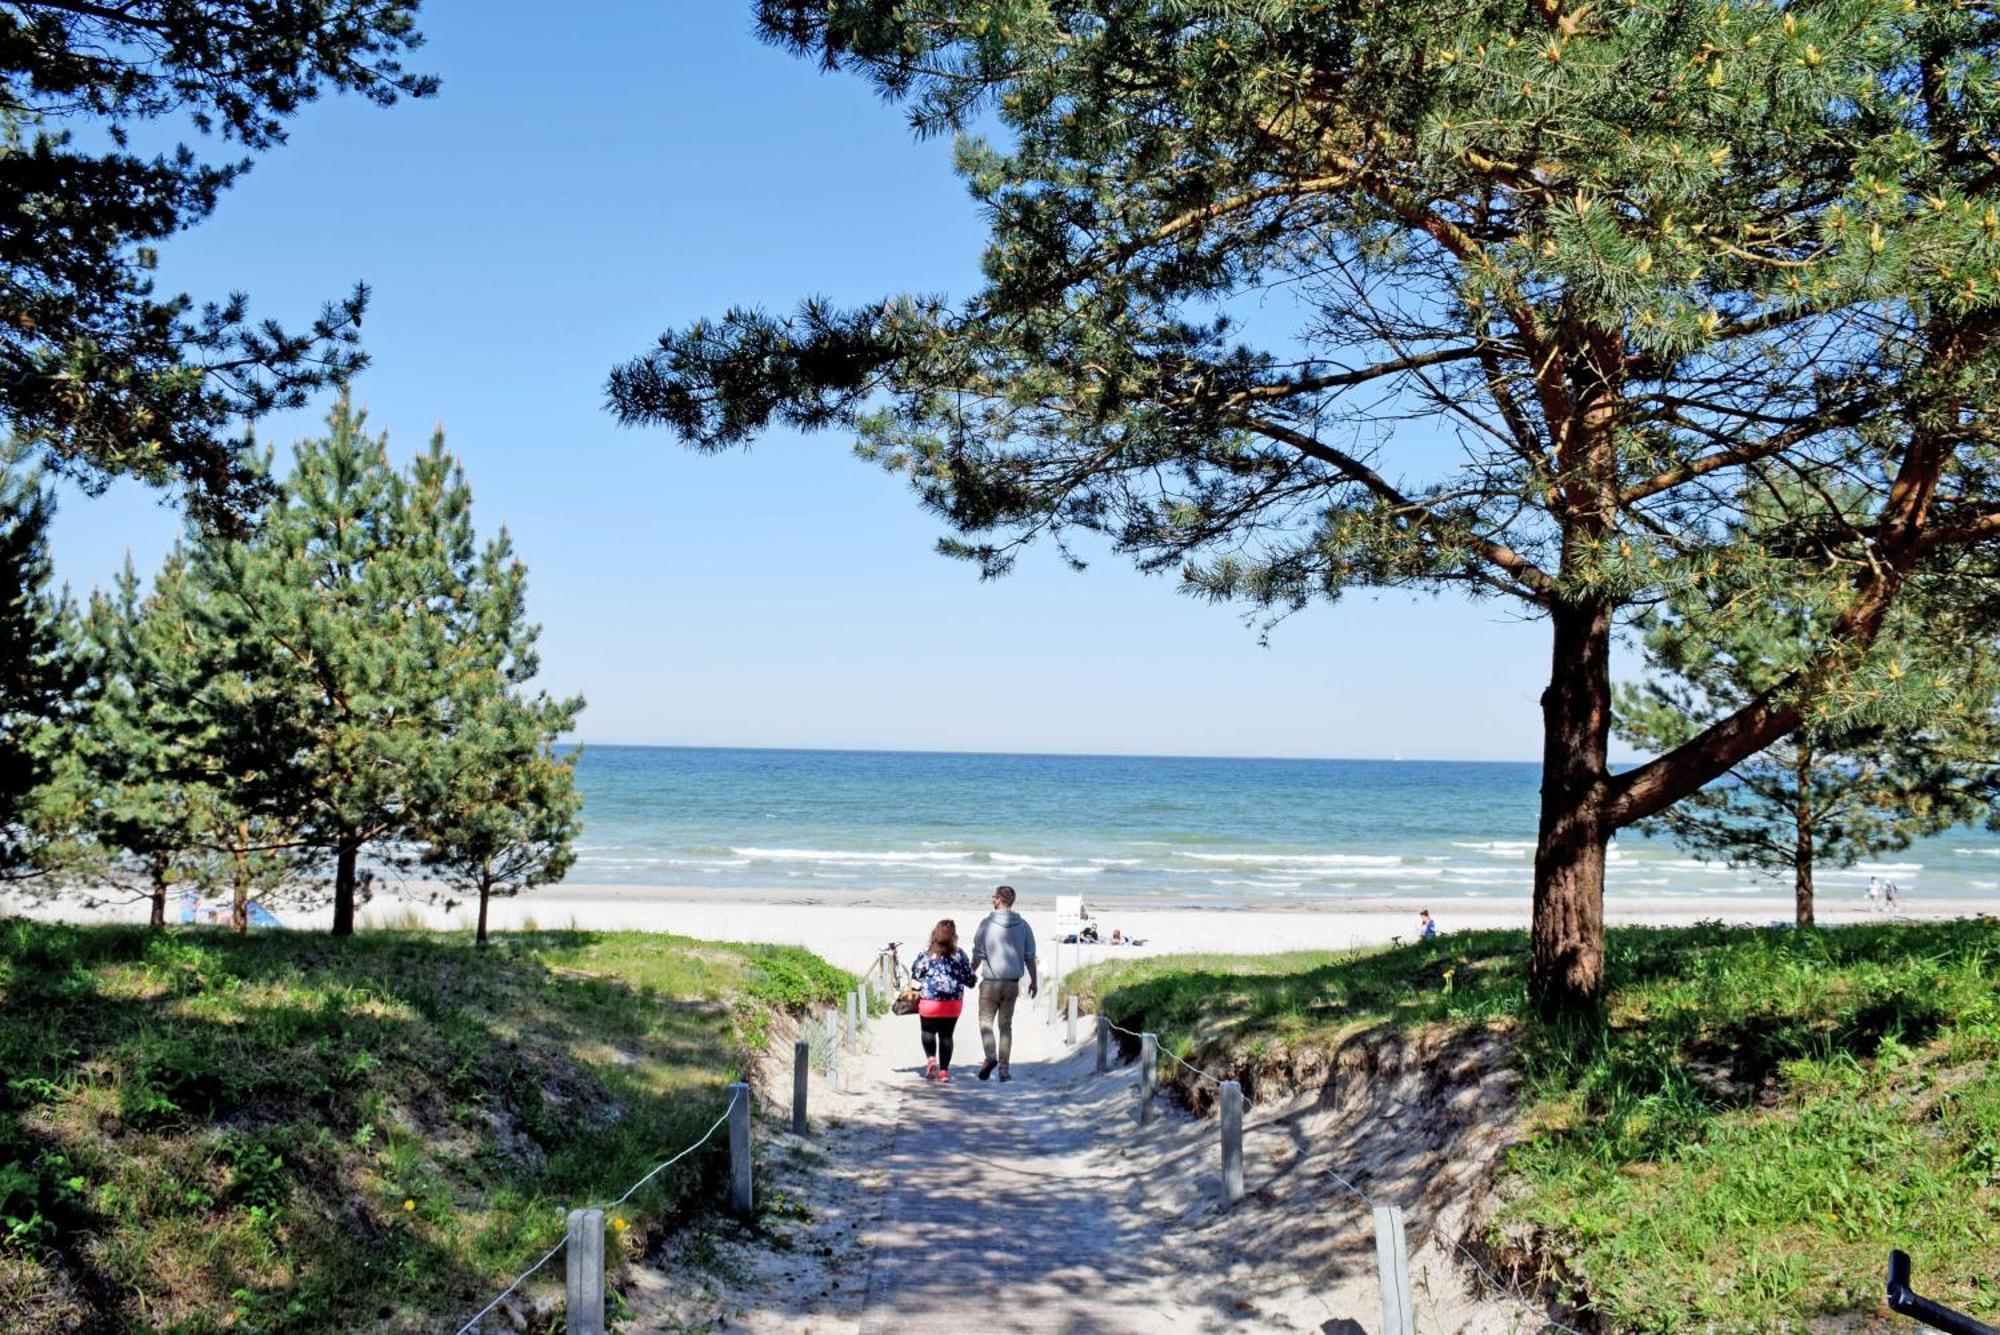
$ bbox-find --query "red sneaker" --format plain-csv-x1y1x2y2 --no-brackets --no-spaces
924,1058,938,1081
937,1068,951,1083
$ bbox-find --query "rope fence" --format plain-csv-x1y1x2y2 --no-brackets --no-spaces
454,1086,747,1335
456,947,892,1333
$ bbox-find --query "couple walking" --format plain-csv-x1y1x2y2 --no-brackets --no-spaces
908,885,1039,1084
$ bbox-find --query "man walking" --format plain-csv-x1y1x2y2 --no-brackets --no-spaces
972,885,1038,1082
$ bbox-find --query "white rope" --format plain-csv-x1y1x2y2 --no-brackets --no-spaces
452,1235,567,1335
1103,1018,1226,1087
452,1087,743,1334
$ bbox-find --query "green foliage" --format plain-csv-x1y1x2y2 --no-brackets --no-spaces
416,525,585,939
145,394,584,933
0,447,82,879
0,1,436,523
1072,919,2000,1329
0,920,847,1333
1616,487,2000,919
618,0,2000,1012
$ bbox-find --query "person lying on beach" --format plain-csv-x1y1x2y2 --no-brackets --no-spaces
909,919,977,1083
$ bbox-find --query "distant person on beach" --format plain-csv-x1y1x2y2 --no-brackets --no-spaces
1419,908,1438,940
1866,875,1882,910
972,885,1038,1082
909,919,976,1083
1885,880,1901,912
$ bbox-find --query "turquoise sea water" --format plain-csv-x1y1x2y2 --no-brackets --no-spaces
565,746,2000,906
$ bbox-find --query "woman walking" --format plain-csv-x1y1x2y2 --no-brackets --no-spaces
910,919,976,1082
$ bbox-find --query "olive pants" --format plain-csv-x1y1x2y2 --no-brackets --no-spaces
978,978,1022,1066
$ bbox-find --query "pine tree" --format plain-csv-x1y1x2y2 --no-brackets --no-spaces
1617,497,2000,925
0,445,82,879
1,2,436,524
613,0,2000,1016
76,557,229,927
418,529,584,944
173,394,579,935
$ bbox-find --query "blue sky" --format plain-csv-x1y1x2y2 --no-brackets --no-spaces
44,1,1591,763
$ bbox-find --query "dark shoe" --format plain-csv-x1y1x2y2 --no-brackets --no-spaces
978,1059,997,1081
998,1066,1013,1082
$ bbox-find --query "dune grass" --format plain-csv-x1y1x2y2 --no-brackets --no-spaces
1068,919,2000,1331
0,919,853,1334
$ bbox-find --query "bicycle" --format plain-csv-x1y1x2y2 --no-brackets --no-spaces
879,941,904,991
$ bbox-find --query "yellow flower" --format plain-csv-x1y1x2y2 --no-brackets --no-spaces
612,1217,629,1233
403,1199,415,1212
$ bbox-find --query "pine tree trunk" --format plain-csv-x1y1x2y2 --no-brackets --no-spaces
231,821,249,934
476,876,492,947
1530,594,1614,1019
148,855,169,930
1794,741,1815,927
332,838,359,937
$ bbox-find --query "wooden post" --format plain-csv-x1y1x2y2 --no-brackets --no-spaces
1066,994,1079,1045
1219,1080,1244,1208
565,1208,605,1335
1139,1032,1158,1126
791,1040,809,1136
859,975,871,1023
823,1007,840,1077
727,1083,753,1218
846,990,860,1048
1096,1014,1110,1074
1373,1204,1414,1335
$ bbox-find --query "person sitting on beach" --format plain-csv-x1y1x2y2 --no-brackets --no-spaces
909,919,977,1083
1078,922,1100,944
1419,908,1438,940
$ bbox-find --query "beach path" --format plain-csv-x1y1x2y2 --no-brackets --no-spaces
850,996,1229,1333
631,968,1545,1333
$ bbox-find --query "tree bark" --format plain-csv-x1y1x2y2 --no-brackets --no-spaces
476,875,492,947
1794,742,1815,927
231,820,249,934
1530,593,1615,1019
332,838,358,937
148,855,169,930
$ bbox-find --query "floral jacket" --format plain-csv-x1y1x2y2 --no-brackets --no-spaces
909,949,977,1002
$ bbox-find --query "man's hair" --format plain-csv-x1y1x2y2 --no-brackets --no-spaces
994,885,1017,907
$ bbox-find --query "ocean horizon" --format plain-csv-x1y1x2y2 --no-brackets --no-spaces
560,744,2000,907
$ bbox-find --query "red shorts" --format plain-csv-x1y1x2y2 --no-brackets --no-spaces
917,998,962,1019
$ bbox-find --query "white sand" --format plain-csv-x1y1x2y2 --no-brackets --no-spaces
11,879,1986,975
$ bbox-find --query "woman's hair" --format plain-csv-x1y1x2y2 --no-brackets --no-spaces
928,919,958,956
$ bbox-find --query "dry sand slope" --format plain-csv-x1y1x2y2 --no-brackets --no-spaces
632,993,1562,1334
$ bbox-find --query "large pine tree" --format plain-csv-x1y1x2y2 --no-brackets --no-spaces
177,395,514,934
1,1,436,523
612,0,2000,1015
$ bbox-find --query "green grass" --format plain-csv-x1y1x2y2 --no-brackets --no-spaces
0,919,853,1334
1068,919,2000,1331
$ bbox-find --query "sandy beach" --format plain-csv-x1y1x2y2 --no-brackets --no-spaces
11,879,1988,973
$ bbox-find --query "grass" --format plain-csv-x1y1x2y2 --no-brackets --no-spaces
0,918,854,1334
1068,919,2000,1332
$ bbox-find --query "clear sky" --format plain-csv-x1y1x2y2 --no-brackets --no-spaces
43,1,1615,764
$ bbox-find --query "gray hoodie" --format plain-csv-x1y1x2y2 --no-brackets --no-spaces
972,910,1038,983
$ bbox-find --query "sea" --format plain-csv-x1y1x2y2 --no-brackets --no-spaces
561,746,2000,908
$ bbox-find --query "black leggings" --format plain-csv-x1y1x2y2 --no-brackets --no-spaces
920,1014,959,1069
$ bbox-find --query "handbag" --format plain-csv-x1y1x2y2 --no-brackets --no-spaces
892,985,921,1016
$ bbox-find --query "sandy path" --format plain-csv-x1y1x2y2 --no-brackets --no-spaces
637,989,1553,1334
